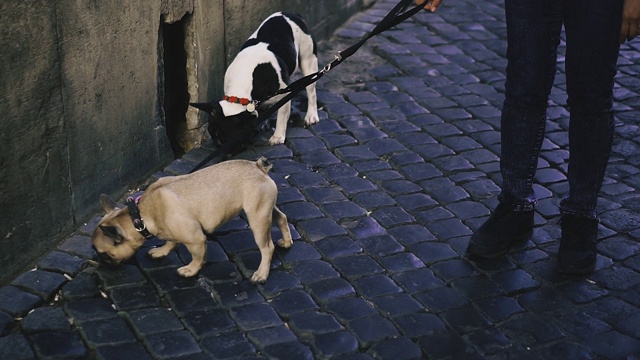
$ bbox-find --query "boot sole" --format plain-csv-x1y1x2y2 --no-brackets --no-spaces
557,261,596,275
466,229,533,259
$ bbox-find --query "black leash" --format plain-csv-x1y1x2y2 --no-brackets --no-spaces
189,0,426,173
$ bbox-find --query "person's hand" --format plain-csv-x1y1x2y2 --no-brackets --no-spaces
416,0,443,13
620,0,640,43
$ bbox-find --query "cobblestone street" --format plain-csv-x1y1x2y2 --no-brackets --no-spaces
2,0,640,358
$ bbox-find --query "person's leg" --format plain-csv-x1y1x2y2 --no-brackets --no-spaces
500,0,564,207
562,1,623,218
468,0,563,258
558,0,623,274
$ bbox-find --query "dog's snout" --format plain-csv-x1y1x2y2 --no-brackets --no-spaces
93,246,119,267
92,245,106,259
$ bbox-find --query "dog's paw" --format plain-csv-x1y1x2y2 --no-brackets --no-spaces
276,238,292,249
250,271,268,284
268,134,285,145
304,113,320,126
148,247,168,259
177,265,199,277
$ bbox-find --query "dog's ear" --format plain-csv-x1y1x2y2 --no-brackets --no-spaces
190,101,223,118
100,194,118,213
99,225,124,244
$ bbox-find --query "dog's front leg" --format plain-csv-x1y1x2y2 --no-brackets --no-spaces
148,241,177,259
178,240,207,277
269,101,292,145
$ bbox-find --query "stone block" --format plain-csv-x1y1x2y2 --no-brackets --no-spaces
0,311,13,336
61,271,101,300
229,303,283,331
95,343,153,360
257,271,302,299
164,287,218,316
372,293,424,317
64,298,116,323
126,308,183,337
109,284,161,311
0,286,42,317
315,237,363,259
288,310,343,335
353,274,403,299
200,332,255,358
332,255,384,280
22,307,70,333
293,261,340,286
270,290,318,318
306,278,356,303
312,331,360,358
0,333,36,360
263,341,314,360
247,325,298,349
58,235,96,260
11,270,67,300
393,312,447,337
213,281,264,309
30,330,87,359
370,337,423,360
325,297,377,323
78,317,137,349
182,309,234,339
144,330,202,359
37,251,87,277
297,218,347,242
347,315,399,346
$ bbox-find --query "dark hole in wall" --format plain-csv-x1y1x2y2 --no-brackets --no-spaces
162,18,189,157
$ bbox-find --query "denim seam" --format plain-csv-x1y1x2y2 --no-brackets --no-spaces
523,113,546,202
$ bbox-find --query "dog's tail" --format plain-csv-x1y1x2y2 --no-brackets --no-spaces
256,156,272,174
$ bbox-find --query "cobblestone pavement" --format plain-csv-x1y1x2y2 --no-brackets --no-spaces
2,0,640,358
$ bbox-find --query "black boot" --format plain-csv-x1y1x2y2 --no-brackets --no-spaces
467,202,534,258
557,214,598,274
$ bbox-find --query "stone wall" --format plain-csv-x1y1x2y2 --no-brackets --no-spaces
0,0,373,284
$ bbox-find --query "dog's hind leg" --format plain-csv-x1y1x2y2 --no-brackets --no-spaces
273,206,293,249
246,209,276,284
299,40,319,126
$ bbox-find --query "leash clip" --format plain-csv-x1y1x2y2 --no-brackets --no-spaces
133,219,147,232
322,52,343,73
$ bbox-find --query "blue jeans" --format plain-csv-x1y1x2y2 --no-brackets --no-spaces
499,0,623,218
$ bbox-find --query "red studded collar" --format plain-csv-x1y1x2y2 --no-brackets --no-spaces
223,95,258,112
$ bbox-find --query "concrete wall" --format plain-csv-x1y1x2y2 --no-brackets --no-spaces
0,0,373,284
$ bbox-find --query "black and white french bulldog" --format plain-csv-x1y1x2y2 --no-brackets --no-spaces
191,12,320,147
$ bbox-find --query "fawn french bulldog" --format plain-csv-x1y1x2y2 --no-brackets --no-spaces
91,157,292,284
190,12,320,147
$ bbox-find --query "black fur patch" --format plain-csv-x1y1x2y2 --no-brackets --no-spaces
241,15,297,75
251,63,281,102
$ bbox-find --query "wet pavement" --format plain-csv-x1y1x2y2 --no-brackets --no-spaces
2,0,640,358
